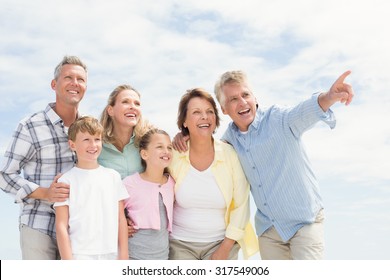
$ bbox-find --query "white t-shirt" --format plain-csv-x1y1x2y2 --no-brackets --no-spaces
171,166,226,242
54,166,129,255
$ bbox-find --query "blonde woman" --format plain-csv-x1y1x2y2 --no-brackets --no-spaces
99,84,154,179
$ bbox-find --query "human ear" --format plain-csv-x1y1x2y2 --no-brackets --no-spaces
68,140,76,151
140,149,148,160
51,79,56,90
107,106,115,117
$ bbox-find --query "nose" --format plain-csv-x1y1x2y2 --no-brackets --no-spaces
69,77,79,86
238,96,247,106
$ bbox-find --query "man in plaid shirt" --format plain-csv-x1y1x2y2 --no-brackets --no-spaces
0,55,88,259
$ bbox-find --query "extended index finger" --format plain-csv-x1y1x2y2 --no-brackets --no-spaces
334,70,352,85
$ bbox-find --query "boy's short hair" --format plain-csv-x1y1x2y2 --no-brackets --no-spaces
68,116,104,141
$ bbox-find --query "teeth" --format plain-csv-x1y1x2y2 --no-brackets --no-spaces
125,113,136,117
161,156,169,160
198,124,210,128
238,109,250,114
68,90,78,94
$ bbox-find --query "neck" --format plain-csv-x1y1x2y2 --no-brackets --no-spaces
140,168,167,184
188,135,214,171
112,125,134,151
189,136,214,154
54,103,78,127
76,161,99,170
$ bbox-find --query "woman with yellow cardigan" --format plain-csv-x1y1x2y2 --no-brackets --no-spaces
169,88,258,260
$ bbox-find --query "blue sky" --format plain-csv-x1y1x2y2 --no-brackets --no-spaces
1,0,389,260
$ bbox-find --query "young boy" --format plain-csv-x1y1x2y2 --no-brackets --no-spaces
54,116,129,260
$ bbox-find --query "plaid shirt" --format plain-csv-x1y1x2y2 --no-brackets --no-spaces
0,103,75,238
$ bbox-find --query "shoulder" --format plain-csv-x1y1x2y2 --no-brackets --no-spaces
17,109,46,127
166,174,176,185
215,139,235,153
122,172,139,184
58,167,76,181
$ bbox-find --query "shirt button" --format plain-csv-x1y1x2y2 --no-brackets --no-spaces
246,149,249,152
252,166,255,169
264,203,267,206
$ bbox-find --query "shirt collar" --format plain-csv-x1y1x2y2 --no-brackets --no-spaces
45,103,63,126
44,102,81,127
103,133,136,151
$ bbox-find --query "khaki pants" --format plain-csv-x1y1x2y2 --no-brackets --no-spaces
258,209,325,260
169,239,240,260
20,224,60,260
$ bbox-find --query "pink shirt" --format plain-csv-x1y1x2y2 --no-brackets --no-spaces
123,172,174,232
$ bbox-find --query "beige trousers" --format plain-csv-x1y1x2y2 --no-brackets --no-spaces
258,209,325,260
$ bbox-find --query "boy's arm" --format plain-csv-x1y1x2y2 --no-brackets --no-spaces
55,205,73,260
117,200,129,260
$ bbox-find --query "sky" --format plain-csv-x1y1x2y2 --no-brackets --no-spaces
0,0,389,260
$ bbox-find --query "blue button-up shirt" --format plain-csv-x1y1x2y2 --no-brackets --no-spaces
222,93,336,241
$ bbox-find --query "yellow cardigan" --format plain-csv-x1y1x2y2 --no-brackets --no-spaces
169,139,258,259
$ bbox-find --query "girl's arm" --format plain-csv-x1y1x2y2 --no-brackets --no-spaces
55,205,73,260
117,200,129,260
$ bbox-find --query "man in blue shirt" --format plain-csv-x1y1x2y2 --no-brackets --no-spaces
174,70,354,259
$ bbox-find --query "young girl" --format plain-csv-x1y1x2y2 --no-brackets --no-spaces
122,128,175,260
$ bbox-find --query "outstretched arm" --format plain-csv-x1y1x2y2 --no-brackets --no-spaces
318,70,354,112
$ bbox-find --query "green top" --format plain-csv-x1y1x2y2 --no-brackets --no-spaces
98,135,143,179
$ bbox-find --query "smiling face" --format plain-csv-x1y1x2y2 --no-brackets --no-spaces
51,64,87,107
69,131,102,169
140,133,172,171
220,82,257,132
107,89,141,130
184,97,217,139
